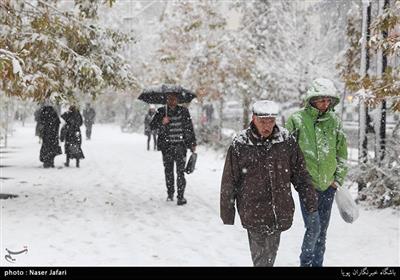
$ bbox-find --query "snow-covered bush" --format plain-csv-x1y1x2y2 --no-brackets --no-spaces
353,124,400,208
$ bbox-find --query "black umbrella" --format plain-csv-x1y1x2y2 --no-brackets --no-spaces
138,84,196,105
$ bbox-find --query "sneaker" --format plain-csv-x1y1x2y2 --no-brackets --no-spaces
177,197,187,206
166,195,174,201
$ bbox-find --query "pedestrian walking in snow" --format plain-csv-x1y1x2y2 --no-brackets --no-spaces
144,105,158,151
220,100,318,267
34,104,44,143
61,105,85,168
150,92,197,206
39,104,62,168
285,78,348,267
202,103,214,125
83,103,96,140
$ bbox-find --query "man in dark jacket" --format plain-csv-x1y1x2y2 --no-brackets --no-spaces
220,100,318,267
83,103,96,140
144,105,157,151
150,92,197,206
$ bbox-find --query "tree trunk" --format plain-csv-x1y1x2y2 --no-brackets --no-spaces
218,98,224,141
4,101,9,148
358,0,371,192
340,86,347,120
242,94,251,129
375,0,389,165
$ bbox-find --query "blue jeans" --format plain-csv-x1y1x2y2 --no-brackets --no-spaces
299,186,336,267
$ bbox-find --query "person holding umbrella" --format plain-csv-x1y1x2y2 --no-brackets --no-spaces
144,85,197,206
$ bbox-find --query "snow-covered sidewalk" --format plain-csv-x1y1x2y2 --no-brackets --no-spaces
1,123,399,266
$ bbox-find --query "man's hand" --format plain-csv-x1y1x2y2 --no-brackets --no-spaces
330,181,340,189
162,116,170,125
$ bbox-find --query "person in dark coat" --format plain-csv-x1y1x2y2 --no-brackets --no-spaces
34,105,44,143
202,103,214,125
82,103,96,140
150,92,197,205
144,105,157,151
220,100,318,267
39,105,62,168
61,106,85,168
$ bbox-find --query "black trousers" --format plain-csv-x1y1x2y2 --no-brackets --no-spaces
161,145,187,199
85,124,93,139
147,131,157,150
247,229,281,267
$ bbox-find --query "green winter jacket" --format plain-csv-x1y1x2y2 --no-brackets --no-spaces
285,83,348,191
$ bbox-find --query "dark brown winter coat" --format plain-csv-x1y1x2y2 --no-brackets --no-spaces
220,123,318,233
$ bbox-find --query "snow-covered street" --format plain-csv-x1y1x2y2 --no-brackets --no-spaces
1,123,399,266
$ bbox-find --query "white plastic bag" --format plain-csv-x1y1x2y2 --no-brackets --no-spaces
335,186,359,223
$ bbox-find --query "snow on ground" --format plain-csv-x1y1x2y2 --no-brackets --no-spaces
1,123,399,266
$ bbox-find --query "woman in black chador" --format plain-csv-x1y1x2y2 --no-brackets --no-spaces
39,105,62,168
60,106,85,167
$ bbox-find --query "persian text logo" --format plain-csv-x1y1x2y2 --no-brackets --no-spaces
4,246,28,263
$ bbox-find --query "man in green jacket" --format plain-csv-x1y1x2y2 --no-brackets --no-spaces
286,78,348,267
